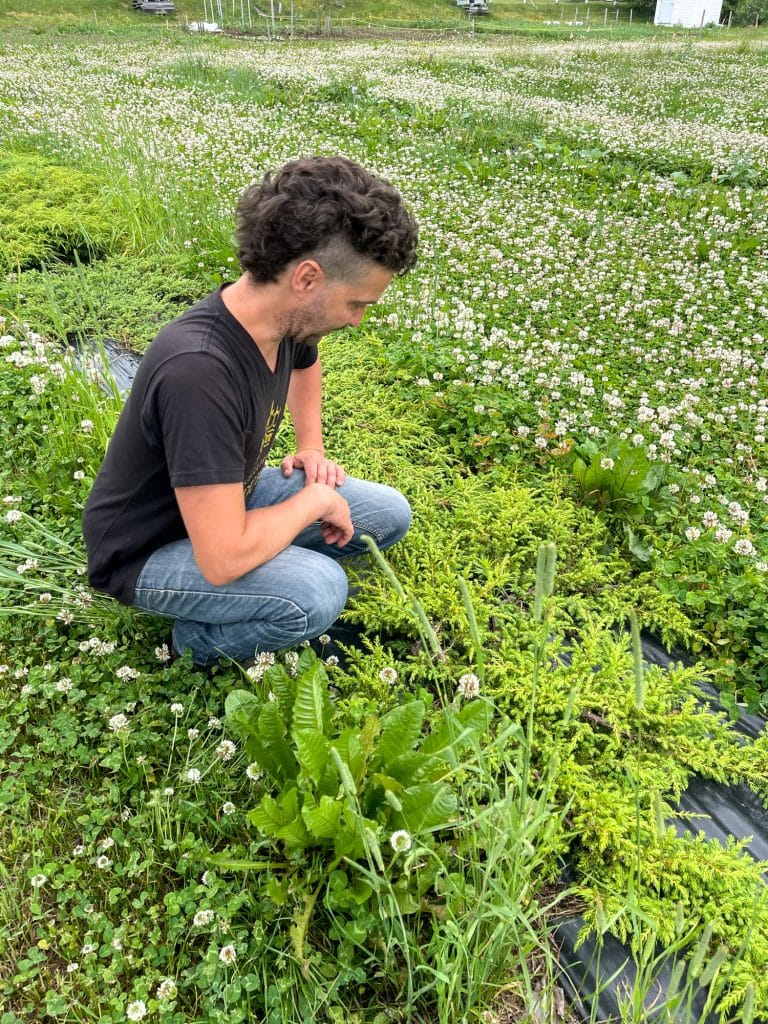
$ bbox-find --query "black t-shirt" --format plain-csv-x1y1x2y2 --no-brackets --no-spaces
82,286,318,605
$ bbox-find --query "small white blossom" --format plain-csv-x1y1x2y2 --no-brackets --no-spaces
457,672,481,699
187,728,200,741
126,1001,147,1021
221,801,236,815
734,539,756,556
389,830,413,854
216,740,236,762
115,666,140,681
156,978,177,1000
684,527,701,542
246,763,262,782
30,873,47,888
80,419,94,432
56,678,73,692
186,768,202,783
600,457,615,470
66,961,79,973
219,944,237,965
379,667,398,685
715,527,733,543
108,713,129,733
207,717,222,729
155,644,171,663
170,702,184,715
95,855,111,869
193,909,215,927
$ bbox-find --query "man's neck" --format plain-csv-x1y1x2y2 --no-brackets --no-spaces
220,274,285,360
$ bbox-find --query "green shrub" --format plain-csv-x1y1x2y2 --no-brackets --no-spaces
0,153,121,271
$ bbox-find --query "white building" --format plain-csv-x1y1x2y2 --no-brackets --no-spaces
654,0,723,27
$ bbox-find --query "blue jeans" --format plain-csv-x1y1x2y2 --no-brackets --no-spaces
132,468,411,666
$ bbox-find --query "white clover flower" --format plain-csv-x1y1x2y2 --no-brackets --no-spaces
325,655,339,667
207,717,222,729
111,937,122,950
56,610,74,625
221,802,236,815
55,678,73,692
97,837,115,851
318,634,331,645
38,592,52,604
684,527,701,542
163,787,175,796
126,1000,147,1021
186,768,202,783
73,470,85,481
389,830,413,854
156,978,177,1000
734,539,756,556
30,873,47,888
667,484,680,495
245,663,266,682
115,666,140,681
95,855,111,869
219,944,237,965
108,714,129,734
169,702,184,715
73,844,84,856
379,667,398,685
715,527,733,543
600,457,615,470
81,943,96,955
2,495,21,504
457,672,481,699
246,763,262,782
66,961,79,973
193,908,215,927
216,740,236,762
702,511,719,528
20,683,32,696
284,650,299,675
155,644,171,663
756,562,768,572
187,728,200,741
80,419,94,432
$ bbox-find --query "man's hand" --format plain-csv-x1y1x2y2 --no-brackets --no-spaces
281,448,347,488
318,489,354,547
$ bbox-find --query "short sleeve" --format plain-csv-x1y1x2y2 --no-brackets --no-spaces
293,343,319,371
142,353,245,488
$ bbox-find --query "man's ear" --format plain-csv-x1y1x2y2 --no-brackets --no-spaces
290,259,325,297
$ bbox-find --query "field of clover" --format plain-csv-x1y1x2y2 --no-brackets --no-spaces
1,18,768,1024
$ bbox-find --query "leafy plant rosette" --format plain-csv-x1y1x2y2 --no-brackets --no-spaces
222,648,493,971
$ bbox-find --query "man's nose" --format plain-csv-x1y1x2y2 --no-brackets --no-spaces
348,309,365,328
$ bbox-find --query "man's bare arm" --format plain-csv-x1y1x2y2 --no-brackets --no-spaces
174,481,353,586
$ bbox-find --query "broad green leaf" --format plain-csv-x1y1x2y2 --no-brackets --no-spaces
248,790,297,835
293,728,331,786
224,689,261,740
292,663,325,733
386,751,444,785
332,729,365,781
396,783,458,833
302,794,343,839
372,700,425,770
258,702,297,782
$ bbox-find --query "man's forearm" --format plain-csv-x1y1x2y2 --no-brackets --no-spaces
287,360,324,451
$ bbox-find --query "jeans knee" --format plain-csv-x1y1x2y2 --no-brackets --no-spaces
301,558,349,632
379,487,412,549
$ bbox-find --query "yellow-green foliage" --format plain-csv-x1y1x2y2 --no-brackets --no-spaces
0,153,120,271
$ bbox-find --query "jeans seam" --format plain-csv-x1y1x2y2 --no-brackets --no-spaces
133,588,312,620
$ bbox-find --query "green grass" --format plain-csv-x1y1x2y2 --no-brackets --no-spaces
1,10,768,1024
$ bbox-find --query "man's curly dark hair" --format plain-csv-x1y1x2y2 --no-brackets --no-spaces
235,156,418,283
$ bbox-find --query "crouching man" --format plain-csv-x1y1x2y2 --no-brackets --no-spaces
83,156,418,666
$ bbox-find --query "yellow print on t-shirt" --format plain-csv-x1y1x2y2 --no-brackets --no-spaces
244,401,283,497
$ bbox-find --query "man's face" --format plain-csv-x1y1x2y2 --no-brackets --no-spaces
290,264,393,345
